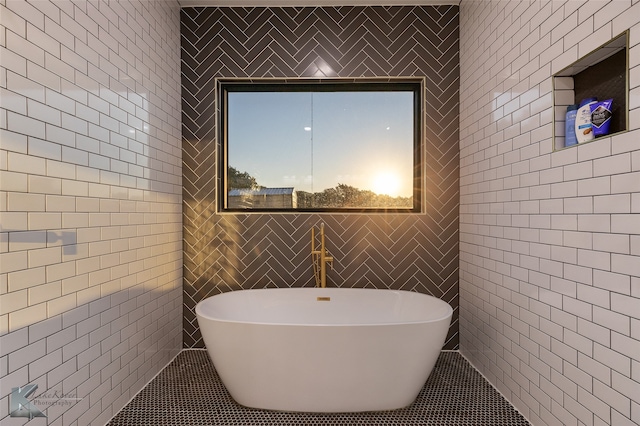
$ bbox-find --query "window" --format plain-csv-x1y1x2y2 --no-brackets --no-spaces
219,79,423,212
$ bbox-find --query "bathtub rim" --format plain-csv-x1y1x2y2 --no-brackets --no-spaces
195,287,453,327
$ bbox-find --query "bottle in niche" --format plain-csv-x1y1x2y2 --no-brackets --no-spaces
575,97,597,143
565,104,579,147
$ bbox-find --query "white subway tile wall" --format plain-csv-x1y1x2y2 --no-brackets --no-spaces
0,0,182,425
460,1,640,426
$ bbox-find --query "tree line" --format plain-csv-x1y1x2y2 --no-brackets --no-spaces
228,167,412,208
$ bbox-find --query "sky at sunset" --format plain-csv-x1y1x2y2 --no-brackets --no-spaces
227,90,415,197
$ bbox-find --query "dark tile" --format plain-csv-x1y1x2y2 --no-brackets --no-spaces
181,6,461,349
108,350,530,426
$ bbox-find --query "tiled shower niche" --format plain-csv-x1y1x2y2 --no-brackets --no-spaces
553,31,629,151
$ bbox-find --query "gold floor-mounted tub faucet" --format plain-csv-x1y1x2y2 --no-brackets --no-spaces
311,223,333,288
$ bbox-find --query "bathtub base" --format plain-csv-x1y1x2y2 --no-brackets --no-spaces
207,323,437,413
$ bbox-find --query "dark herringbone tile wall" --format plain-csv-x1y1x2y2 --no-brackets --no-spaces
181,6,460,348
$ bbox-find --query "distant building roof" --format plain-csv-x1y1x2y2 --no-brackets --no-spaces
228,187,295,196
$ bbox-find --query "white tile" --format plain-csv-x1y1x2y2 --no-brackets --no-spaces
554,88,574,105
46,261,76,282
27,22,60,59
578,248,611,271
7,192,45,212
0,0,181,423
593,269,631,295
0,170,28,192
28,280,62,304
61,146,89,166
611,214,640,234
0,212,28,232
594,194,630,213
594,233,630,254
0,4,27,38
578,20,611,58
0,128,28,155
551,214,578,230
75,198,100,213
539,5,563,35
76,170,100,190
0,290,28,317
594,306,630,335
598,338,632,378
566,296,596,327
551,45,579,75
579,387,613,425
550,337,578,366
29,175,62,195
611,172,640,194
61,212,89,229
564,329,593,359
88,182,110,198
88,153,109,171
6,30,45,68
47,293,77,318
28,137,62,161
46,160,76,180
612,129,640,155
27,61,61,92
62,274,88,295
45,124,76,148
563,197,593,214
551,181,578,198
577,139,612,161
611,293,640,319
577,279,609,306
577,176,610,197
7,151,46,175
61,180,89,197
563,264,592,286
0,86,27,115
77,104,100,127
45,195,76,212
594,0,633,30
28,212,62,230
611,253,640,277
29,349,63,381
44,15,75,49
632,235,640,256
61,112,88,136
45,89,75,115
7,111,46,139
8,339,46,373
594,153,632,177
578,214,611,233
629,104,640,131
9,303,47,330
564,230,593,249
593,377,631,419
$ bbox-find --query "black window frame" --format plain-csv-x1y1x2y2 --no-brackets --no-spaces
218,78,424,213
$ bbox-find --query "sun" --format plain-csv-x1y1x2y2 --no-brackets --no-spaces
372,171,401,196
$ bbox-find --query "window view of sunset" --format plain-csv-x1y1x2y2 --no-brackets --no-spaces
224,84,420,210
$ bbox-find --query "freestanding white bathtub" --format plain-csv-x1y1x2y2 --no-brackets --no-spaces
195,287,453,413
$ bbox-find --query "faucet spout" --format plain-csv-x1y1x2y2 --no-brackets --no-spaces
311,223,333,288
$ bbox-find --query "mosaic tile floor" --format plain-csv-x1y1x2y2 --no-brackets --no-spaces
108,350,530,425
